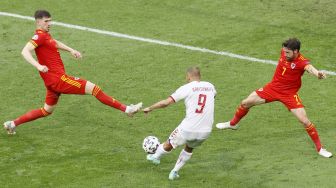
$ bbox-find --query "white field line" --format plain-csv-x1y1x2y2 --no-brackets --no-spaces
1,11,335,76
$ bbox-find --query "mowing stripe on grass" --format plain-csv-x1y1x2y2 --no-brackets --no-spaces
1,11,335,75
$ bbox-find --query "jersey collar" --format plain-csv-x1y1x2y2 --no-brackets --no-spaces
36,29,47,33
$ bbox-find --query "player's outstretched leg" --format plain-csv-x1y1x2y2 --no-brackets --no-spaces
217,91,265,130
169,148,192,180
291,108,332,158
88,83,142,117
3,107,52,134
305,123,332,158
216,104,247,130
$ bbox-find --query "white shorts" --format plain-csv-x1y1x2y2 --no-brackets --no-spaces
168,127,211,149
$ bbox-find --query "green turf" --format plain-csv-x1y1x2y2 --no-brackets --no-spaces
0,1,335,187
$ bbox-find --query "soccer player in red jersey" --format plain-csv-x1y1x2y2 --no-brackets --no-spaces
216,38,332,158
3,10,142,134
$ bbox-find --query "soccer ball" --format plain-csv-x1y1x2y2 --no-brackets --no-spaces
142,136,160,154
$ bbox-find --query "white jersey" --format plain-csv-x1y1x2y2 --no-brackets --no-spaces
170,81,216,132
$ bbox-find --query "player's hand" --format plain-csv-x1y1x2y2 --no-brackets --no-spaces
143,107,152,114
37,65,48,73
318,71,326,79
70,50,82,59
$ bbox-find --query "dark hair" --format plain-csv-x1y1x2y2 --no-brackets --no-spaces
282,38,301,51
34,10,51,19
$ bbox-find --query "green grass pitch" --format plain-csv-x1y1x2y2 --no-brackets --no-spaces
0,1,335,187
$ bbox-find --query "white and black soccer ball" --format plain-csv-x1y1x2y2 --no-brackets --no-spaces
142,136,160,154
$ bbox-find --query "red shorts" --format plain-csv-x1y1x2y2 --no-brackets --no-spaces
45,75,87,105
255,85,304,110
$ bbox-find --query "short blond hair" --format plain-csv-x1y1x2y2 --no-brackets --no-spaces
187,66,201,78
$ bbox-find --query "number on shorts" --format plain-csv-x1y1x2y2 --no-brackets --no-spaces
195,94,207,113
294,94,301,105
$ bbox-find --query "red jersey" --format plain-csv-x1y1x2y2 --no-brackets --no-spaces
267,48,310,94
30,29,65,86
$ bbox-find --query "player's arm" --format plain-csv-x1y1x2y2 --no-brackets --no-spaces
304,64,326,79
55,40,82,58
143,97,175,113
21,42,48,72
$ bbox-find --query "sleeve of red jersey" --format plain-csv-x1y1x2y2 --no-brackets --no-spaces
30,32,46,47
300,57,310,69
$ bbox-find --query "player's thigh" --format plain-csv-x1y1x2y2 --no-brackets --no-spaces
186,139,206,149
168,127,187,149
290,107,310,126
242,91,266,107
45,88,60,107
184,145,193,153
43,103,57,113
186,132,210,148
280,94,304,110
54,75,87,95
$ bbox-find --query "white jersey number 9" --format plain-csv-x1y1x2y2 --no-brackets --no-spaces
195,94,207,113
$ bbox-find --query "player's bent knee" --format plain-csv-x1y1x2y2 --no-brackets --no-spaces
185,145,193,153
43,103,56,114
41,107,53,117
85,81,96,95
295,115,310,126
241,99,253,109
163,141,173,152
300,119,311,127
241,101,250,108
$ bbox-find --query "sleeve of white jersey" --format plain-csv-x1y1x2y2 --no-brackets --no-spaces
170,85,189,103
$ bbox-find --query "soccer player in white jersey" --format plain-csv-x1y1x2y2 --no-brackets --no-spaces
143,67,216,180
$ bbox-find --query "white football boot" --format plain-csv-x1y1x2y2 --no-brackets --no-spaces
318,148,333,158
146,154,160,165
168,170,180,180
3,121,16,135
216,121,239,130
125,102,143,117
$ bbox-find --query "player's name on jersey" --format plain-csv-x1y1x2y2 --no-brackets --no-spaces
192,87,214,92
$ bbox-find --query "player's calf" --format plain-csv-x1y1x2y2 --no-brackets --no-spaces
4,108,52,134
14,108,52,127
91,85,142,116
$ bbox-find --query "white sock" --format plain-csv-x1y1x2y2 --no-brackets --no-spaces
125,106,131,113
172,149,192,172
153,144,170,159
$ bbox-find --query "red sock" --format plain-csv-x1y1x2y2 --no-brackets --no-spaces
14,108,51,126
305,123,322,152
230,105,249,125
92,86,126,112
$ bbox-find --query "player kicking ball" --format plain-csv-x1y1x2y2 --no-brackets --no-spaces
143,67,217,180
216,38,332,158
3,10,142,134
